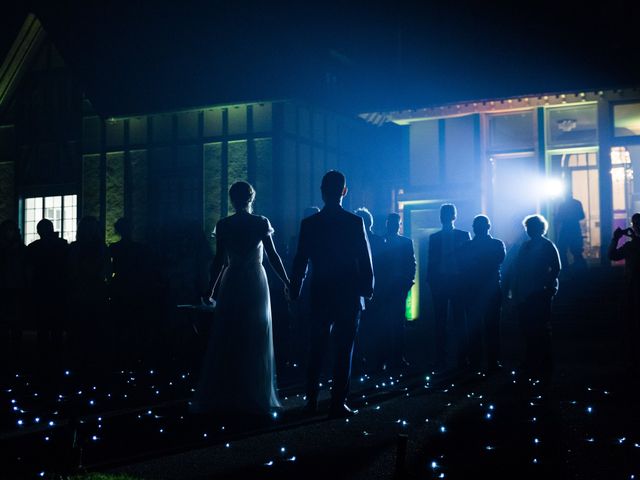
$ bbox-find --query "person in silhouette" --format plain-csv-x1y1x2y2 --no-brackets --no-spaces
0,220,27,369
291,170,374,418
191,181,289,417
608,212,640,372
287,206,320,370
427,203,471,371
381,212,416,369
27,218,69,365
460,215,506,372
353,207,387,372
68,216,110,368
510,214,561,380
108,217,153,365
555,194,587,273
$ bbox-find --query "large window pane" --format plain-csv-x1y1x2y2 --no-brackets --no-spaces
24,195,77,244
488,111,535,151
546,105,597,148
614,103,640,137
611,146,640,232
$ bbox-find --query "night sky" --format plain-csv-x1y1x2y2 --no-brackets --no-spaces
2,0,639,113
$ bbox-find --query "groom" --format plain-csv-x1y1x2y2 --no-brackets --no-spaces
291,170,374,418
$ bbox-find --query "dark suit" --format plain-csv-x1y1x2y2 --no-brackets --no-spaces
426,227,471,368
459,234,506,369
291,204,374,408
381,233,416,366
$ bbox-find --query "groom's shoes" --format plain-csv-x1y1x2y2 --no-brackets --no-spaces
328,403,357,419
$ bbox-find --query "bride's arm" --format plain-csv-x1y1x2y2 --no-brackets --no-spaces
263,235,291,288
209,231,227,301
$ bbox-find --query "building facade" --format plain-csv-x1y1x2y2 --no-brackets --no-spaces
0,15,398,256
363,88,640,319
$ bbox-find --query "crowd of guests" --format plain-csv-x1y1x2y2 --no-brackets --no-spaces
0,202,637,382
0,216,212,375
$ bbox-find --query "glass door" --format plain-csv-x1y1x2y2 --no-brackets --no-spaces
547,149,600,260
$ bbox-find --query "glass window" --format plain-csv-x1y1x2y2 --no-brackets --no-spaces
488,111,535,151
129,117,147,145
614,103,640,137
152,114,173,143
252,104,272,133
23,195,77,245
203,109,223,137
228,106,247,135
177,111,199,140
105,119,124,147
611,146,640,233
546,104,597,148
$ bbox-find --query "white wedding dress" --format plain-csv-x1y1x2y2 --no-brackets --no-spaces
191,212,281,416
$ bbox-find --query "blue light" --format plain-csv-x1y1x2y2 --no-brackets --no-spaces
440,426,446,433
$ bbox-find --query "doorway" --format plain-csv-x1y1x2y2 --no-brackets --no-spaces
548,149,600,260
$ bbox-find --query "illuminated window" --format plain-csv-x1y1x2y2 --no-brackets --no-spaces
23,195,77,245
488,111,535,152
546,105,597,148
613,103,640,137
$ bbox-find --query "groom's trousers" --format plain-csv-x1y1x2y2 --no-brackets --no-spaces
306,302,361,408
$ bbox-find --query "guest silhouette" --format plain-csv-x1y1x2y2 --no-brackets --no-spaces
27,219,69,365
426,203,471,371
555,194,587,273
459,215,505,372
510,214,561,380
0,220,27,369
291,170,374,418
68,216,110,368
354,207,386,372
381,212,416,369
108,217,153,365
608,212,640,373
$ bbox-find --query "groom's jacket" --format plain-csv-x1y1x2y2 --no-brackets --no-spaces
291,204,374,310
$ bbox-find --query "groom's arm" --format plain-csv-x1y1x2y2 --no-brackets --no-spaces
290,221,310,300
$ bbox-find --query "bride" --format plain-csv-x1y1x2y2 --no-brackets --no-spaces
191,181,290,417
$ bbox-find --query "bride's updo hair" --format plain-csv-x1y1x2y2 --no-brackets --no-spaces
229,181,256,212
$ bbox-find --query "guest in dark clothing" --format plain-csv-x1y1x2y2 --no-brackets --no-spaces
108,217,153,365
510,214,561,380
291,170,374,418
68,217,110,368
427,204,471,371
0,220,28,369
380,212,416,369
354,207,387,371
27,219,69,365
555,195,587,273
608,212,640,372
460,215,506,372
